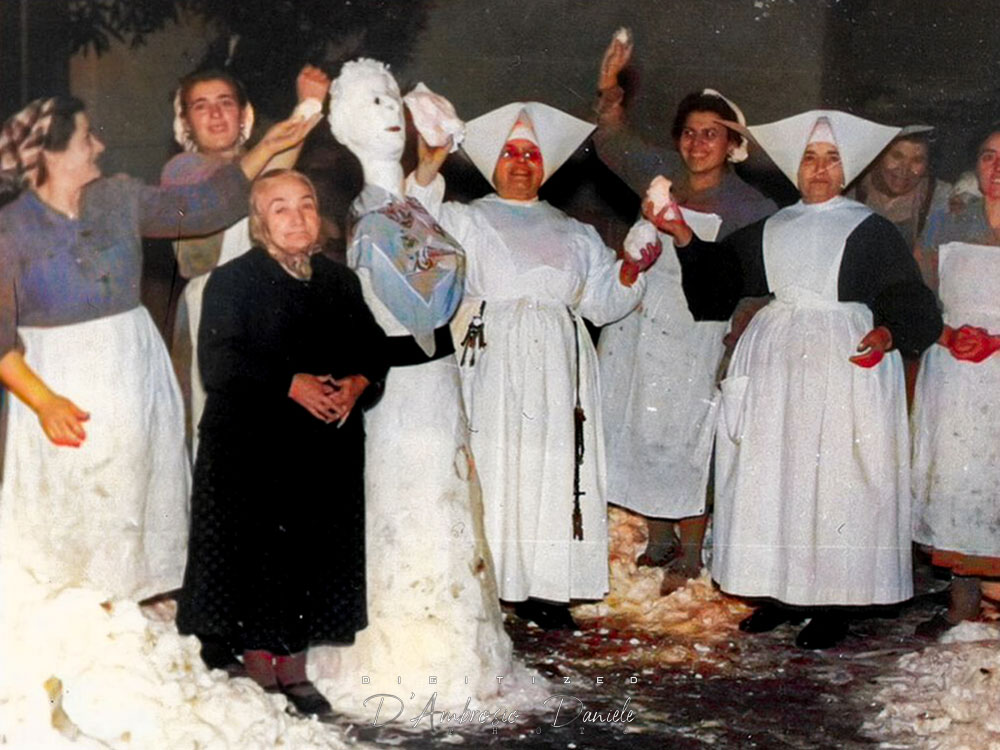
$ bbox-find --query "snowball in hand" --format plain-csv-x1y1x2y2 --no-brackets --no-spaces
404,82,465,152
623,220,660,261
646,176,682,221
293,97,323,120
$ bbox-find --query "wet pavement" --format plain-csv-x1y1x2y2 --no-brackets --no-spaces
328,573,951,749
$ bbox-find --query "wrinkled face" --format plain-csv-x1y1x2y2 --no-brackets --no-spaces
797,142,845,204
44,111,104,189
493,138,544,200
331,72,404,161
677,110,731,176
255,175,320,255
184,80,244,155
976,132,1000,201
876,138,929,197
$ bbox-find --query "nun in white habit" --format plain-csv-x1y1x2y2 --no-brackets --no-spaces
408,102,658,627
657,111,941,648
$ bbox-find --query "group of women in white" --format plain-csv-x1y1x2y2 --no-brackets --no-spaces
0,24,997,729
594,32,997,649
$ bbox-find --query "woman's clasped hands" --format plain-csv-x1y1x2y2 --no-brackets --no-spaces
289,372,370,425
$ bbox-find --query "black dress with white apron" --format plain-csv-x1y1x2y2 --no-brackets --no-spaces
677,196,941,606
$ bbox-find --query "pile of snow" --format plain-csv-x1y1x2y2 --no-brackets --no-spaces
573,508,748,664
0,566,352,749
864,621,1000,750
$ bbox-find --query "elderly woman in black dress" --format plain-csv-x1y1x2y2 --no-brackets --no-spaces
177,169,387,716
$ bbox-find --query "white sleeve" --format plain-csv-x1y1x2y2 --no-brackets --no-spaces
576,221,644,326
404,172,445,218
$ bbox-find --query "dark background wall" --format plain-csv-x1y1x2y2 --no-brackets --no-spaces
4,1,997,180
2,0,998,328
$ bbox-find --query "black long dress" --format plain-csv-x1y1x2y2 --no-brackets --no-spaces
177,247,387,654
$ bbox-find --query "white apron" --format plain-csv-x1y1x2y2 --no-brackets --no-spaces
0,307,190,599
599,209,724,518
912,241,1000,558
712,198,912,606
186,218,251,457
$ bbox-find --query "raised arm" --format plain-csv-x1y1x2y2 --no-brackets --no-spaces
593,30,685,197
261,64,331,173
140,114,319,238
237,110,322,182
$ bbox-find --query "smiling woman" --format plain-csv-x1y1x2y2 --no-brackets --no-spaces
910,124,1000,638
493,136,544,200
408,98,657,630
180,77,248,157
658,109,942,650
851,126,950,251
797,140,844,203
0,95,313,601
163,66,328,466
593,32,777,582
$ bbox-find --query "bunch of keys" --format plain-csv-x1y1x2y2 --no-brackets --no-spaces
460,301,487,366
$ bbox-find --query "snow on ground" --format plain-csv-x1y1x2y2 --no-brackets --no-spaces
864,622,1000,749
572,507,750,668
3,504,999,750
0,566,355,750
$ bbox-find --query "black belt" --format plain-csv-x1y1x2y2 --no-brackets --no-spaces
385,325,455,367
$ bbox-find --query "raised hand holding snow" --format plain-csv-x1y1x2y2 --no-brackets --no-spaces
598,27,634,90
404,82,465,152
642,176,692,246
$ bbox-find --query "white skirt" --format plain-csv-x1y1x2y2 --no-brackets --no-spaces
0,307,189,599
912,325,1000,558
599,251,725,519
712,294,912,606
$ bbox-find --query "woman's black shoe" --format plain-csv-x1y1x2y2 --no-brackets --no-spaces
738,605,797,634
514,599,577,631
199,636,243,674
280,680,334,717
795,616,848,649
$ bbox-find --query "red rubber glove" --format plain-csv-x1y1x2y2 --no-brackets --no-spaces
939,324,1000,363
850,326,893,368
620,238,663,287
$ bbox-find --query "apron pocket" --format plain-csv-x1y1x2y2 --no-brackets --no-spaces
719,375,749,444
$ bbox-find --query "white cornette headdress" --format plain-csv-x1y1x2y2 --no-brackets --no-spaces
702,88,749,163
463,102,595,188
748,109,900,187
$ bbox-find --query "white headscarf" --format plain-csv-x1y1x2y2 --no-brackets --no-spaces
463,102,595,188
701,88,749,163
